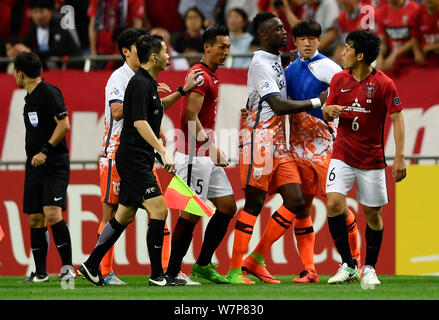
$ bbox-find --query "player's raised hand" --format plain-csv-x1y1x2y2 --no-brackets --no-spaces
158,82,171,93
392,156,407,183
183,68,204,92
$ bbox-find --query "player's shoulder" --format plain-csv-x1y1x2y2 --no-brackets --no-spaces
331,69,350,81
107,64,131,87
407,0,421,10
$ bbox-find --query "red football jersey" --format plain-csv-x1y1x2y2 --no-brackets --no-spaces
419,5,439,47
326,69,403,169
376,0,421,52
177,62,220,156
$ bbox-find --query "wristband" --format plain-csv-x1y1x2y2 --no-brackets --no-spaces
177,86,186,96
40,142,55,155
311,98,321,109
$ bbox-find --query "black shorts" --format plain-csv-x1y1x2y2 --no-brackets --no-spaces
23,153,70,213
116,152,162,209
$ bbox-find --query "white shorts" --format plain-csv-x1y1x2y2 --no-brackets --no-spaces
175,151,234,201
326,159,388,207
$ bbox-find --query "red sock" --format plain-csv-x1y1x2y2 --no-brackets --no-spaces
346,210,360,261
229,210,258,270
162,222,170,271
98,222,114,278
253,205,296,258
294,217,316,273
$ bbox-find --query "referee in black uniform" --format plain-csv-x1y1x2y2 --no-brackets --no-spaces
13,52,75,282
78,34,203,286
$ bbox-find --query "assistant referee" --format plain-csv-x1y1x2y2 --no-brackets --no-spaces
13,52,75,282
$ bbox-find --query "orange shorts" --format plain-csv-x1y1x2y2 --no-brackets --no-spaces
240,155,301,195
99,157,162,204
99,157,120,204
294,157,330,196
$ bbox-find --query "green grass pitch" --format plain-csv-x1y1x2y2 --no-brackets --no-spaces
1,274,439,300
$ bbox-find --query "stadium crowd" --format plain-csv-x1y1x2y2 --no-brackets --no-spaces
0,0,438,72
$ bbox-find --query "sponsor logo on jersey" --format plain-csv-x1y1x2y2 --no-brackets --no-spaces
393,97,401,105
366,86,375,98
259,81,270,89
110,88,120,96
196,74,205,87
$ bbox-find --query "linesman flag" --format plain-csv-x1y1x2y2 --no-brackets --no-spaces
164,174,215,217
0,224,4,242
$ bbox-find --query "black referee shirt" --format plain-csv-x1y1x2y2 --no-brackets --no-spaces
119,67,164,169
23,80,69,158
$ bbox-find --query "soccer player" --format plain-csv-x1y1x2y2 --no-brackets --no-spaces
323,30,406,285
226,12,326,285
13,51,75,282
78,34,203,286
165,25,236,285
245,19,361,284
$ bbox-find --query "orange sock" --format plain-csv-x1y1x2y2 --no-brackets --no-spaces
346,210,360,261
162,222,170,271
294,217,316,273
229,210,258,270
253,205,296,258
98,222,114,278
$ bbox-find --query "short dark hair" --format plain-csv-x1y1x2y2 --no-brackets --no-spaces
346,30,381,65
184,7,205,26
29,0,55,9
252,12,277,35
136,34,164,64
13,52,42,78
202,25,229,46
292,19,322,38
117,28,147,60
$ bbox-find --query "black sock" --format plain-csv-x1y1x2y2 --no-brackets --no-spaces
147,219,166,278
196,211,233,266
85,218,126,270
166,217,196,278
328,215,355,268
30,227,49,275
365,225,383,268
51,220,72,266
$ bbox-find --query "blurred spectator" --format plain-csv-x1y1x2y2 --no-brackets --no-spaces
333,0,377,64
419,0,439,65
23,0,81,69
225,8,254,68
0,0,32,40
55,0,90,53
144,0,183,35
376,0,424,72
178,0,223,28
150,27,190,71
225,0,259,22
87,0,144,62
173,7,205,55
301,0,341,56
183,37,205,66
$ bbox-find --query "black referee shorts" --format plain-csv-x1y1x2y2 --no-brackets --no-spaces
23,153,70,214
116,153,162,209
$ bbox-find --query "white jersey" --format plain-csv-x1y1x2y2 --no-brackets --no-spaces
101,62,135,159
247,50,287,124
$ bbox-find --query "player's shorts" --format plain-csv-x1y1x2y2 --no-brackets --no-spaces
99,157,120,205
100,157,162,205
116,152,162,209
240,154,301,195
326,159,388,207
294,156,331,196
175,151,234,201
23,153,70,213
